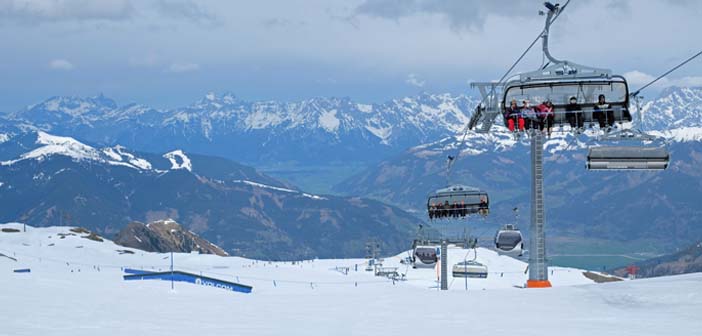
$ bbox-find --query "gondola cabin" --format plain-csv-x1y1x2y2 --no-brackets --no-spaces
587,146,669,170
427,185,489,220
494,224,524,257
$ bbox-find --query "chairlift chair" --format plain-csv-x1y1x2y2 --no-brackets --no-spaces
452,260,488,278
587,146,669,170
411,245,439,269
427,185,489,220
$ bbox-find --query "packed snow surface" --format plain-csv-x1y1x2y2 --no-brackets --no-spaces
1,224,700,335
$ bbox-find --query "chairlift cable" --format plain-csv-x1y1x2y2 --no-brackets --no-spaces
630,49,702,97
447,1,571,180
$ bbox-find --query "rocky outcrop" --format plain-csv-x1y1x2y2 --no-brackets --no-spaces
114,220,228,256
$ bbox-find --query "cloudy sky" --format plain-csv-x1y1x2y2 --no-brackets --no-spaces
0,0,700,112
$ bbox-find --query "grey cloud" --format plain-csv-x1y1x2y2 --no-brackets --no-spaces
0,0,136,23
354,0,539,31
154,0,218,26
262,18,306,29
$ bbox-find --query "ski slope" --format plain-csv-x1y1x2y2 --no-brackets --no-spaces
1,224,700,335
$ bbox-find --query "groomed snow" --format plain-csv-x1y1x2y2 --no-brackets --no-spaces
2,224,700,335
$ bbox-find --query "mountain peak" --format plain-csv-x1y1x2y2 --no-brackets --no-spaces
198,92,237,106
1,131,102,165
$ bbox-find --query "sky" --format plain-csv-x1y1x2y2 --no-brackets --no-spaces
0,0,701,112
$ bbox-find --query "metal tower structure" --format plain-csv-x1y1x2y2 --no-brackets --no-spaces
528,131,550,287
440,239,448,290
465,3,581,288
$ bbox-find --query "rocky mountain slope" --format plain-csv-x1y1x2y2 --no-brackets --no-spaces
114,219,229,256
612,241,702,278
0,127,424,259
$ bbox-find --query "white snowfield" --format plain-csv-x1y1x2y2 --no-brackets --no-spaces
1,223,700,335
232,179,327,200
163,150,193,171
0,131,163,172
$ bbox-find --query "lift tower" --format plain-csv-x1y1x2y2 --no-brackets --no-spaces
467,3,580,288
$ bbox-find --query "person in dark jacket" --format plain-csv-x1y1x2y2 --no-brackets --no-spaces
593,94,615,129
565,96,583,130
536,100,555,137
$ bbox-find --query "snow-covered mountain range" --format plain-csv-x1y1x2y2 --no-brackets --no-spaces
6,87,701,166
639,86,702,130
6,92,479,164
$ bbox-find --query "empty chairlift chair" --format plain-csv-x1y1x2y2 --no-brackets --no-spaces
426,185,489,220
452,260,488,278
587,146,669,170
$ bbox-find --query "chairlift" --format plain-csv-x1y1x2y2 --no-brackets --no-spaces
587,146,669,170
494,224,524,257
427,185,489,220
411,245,438,269
502,72,634,133
452,260,488,278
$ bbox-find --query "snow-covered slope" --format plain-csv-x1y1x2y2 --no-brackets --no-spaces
0,130,164,171
2,224,699,336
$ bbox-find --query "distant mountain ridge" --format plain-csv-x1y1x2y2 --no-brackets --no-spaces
612,241,702,278
8,87,700,166
6,92,479,164
640,86,702,130
0,127,424,259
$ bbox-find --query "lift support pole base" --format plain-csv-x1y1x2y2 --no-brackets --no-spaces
526,280,552,288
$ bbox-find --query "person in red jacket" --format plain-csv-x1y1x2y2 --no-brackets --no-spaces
504,99,524,131
536,100,555,137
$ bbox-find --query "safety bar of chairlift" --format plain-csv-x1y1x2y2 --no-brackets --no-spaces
501,107,633,130
587,160,669,170
501,107,632,118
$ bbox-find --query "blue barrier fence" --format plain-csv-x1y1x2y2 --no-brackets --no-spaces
123,270,253,294
13,268,30,273
123,268,154,275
